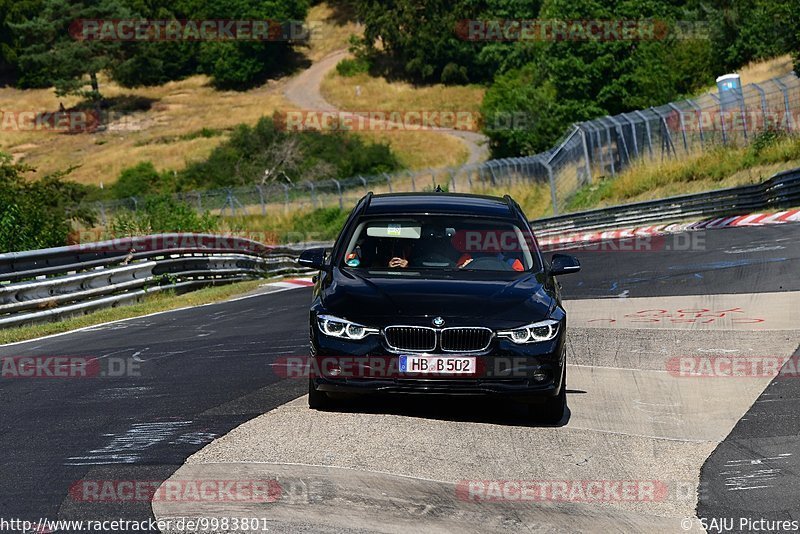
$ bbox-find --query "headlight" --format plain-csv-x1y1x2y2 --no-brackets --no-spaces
497,319,560,344
316,314,378,340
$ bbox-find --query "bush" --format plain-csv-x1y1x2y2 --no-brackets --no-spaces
336,57,369,77
111,162,176,199
109,194,218,236
178,117,400,190
0,153,96,252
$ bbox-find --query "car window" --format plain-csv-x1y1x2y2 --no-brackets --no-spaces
341,215,539,275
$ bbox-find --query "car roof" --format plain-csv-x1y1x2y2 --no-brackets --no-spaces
364,192,516,218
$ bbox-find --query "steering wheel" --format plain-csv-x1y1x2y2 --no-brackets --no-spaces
416,252,455,268
461,256,514,271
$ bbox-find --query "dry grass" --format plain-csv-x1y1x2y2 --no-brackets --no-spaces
0,76,290,185
354,130,469,169
737,54,794,85
0,1,473,187
320,71,485,114
303,1,362,62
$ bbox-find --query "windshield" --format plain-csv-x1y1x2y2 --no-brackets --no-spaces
341,215,539,275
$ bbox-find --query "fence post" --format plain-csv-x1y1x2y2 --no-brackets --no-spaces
305,181,317,209
449,169,457,191
282,184,290,214
710,93,727,144
587,124,606,175
607,117,630,167
578,126,592,185
384,173,393,193
773,78,795,131
225,189,236,216
603,123,616,176
685,99,705,147
667,103,689,153
255,185,266,215
408,171,416,192
622,113,639,159
634,110,654,160
131,197,138,212
332,179,343,209
488,161,498,185
752,83,768,131
738,84,749,141
97,202,107,226
540,157,558,216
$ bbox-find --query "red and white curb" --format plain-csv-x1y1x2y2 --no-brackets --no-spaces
263,277,315,290
538,208,800,250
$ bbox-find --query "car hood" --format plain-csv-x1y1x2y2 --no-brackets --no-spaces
321,268,554,328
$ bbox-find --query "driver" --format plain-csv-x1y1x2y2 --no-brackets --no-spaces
389,225,455,268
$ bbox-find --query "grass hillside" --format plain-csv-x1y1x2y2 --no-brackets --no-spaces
0,1,470,186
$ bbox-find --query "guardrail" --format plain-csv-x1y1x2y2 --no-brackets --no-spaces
3,168,799,329
529,167,800,236
0,234,315,329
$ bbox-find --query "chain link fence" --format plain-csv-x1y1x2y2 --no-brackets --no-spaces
91,72,800,224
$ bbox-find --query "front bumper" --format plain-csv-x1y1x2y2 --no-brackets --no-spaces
310,328,566,401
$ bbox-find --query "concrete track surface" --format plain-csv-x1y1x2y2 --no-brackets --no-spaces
1,223,799,533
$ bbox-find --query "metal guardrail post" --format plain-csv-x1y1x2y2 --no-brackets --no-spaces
358,176,368,195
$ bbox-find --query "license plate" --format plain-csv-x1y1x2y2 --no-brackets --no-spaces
399,355,476,374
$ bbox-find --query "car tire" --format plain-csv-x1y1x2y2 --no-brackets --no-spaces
527,365,566,425
308,378,332,410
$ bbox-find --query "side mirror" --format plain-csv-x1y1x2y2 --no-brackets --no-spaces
298,247,329,271
549,253,581,276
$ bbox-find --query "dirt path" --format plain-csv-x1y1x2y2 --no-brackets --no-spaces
282,50,489,165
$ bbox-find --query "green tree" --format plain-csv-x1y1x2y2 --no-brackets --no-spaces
0,153,96,253
707,0,795,72
0,0,42,84
481,0,715,156
12,0,135,98
353,0,541,84
190,0,310,89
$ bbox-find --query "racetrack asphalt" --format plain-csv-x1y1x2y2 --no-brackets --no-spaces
1,223,798,533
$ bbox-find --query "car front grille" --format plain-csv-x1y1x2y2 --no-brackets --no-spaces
441,327,493,352
384,326,437,352
383,326,493,353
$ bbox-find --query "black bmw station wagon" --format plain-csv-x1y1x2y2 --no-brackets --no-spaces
298,192,580,423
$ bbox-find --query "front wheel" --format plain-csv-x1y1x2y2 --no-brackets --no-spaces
308,378,332,410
